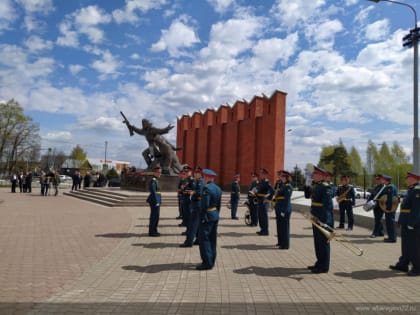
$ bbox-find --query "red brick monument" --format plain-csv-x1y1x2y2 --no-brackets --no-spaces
176,90,287,188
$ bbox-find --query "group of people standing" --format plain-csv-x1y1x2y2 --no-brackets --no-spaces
147,164,222,270
10,171,33,193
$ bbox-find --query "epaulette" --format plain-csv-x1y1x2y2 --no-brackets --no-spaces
415,185,420,190
323,182,329,186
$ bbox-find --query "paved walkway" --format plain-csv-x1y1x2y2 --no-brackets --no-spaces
0,188,419,314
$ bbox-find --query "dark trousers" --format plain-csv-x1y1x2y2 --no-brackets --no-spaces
338,201,353,228
148,204,160,235
182,198,191,227
372,207,384,236
11,181,17,193
410,226,420,272
257,200,269,234
230,196,239,218
198,220,218,268
249,200,258,225
385,212,396,240
276,210,290,248
312,225,330,271
185,204,200,245
397,225,410,267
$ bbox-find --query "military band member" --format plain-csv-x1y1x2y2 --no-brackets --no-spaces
369,174,385,238
197,169,222,270
306,166,333,273
180,165,196,246
248,172,259,226
255,168,274,236
230,174,240,220
390,172,420,276
274,170,293,249
176,170,186,221
146,165,162,237
185,167,204,246
379,174,398,243
336,175,356,231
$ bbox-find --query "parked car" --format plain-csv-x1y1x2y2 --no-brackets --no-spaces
108,178,121,187
59,175,72,181
354,188,371,199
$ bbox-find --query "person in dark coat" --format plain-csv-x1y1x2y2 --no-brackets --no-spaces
147,166,162,237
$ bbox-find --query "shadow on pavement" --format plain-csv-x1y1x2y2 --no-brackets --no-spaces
95,233,144,238
131,242,183,248
233,266,308,280
334,269,407,280
122,263,197,273
221,244,278,250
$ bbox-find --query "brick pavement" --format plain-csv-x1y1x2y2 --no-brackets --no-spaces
0,188,419,314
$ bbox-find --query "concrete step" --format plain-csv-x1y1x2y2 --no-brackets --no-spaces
64,188,235,208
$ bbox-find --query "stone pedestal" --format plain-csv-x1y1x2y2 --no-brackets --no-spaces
121,172,178,192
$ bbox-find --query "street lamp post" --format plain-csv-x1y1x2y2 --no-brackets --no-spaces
368,0,419,173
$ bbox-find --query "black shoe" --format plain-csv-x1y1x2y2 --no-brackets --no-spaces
176,216,182,219
369,234,377,238
232,217,239,220
384,238,396,243
346,227,353,231
178,223,185,227
179,243,192,248
307,265,316,270
311,268,328,274
408,270,420,277
389,264,409,272
181,231,187,235
278,246,289,250
193,240,199,245
336,226,345,229
196,264,212,270
256,231,268,236
149,233,160,237
378,233,384,236
250,224,258,227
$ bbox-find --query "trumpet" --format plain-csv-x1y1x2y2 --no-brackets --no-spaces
304,213,364,256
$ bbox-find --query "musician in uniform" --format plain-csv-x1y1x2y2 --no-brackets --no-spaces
180,165,196,245
181,167,204,247
368,174,385,238
230,174,240,220
197,169,222,270
336,175,356,231
146,165,162,237
390,171,420,276
248,172,259,226
255,168,274,236
176,170,186,221
306,165,333,273
380,174,398,243
274,170,293,249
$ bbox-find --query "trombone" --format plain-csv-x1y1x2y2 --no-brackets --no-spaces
304,213,364,256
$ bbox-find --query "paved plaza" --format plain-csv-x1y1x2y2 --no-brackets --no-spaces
0,188,419,315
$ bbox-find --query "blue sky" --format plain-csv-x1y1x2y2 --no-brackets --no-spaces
0,0,419,171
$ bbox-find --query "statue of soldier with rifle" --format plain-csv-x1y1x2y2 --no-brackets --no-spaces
120,111,183,175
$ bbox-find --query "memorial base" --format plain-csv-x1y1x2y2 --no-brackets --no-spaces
121,172,178,192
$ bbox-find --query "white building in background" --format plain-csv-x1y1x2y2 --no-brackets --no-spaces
88,158,130,174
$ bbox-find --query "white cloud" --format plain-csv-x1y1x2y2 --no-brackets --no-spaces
206,0,235,14
91,50,121,77
44,131,72,141
56,20,79,47
306,19,344,50
69,64,84,75
151,16,200,57
74,5,112,44
0,0,17,32
365,19,390,41
16,0,54,14
113,0,167,24
270,0,326,29
24,35,53,52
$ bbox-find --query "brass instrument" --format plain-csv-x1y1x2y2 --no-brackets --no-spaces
363,184,386,212
336,187,351,203
304,213,364,256
243,200,252,226
377,195,399,213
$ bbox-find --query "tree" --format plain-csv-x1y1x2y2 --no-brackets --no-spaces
70,145,87,161
0,99,41,174
348,146,363,186
319,143,352,184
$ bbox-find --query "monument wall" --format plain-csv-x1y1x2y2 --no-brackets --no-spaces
176,90,287,188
